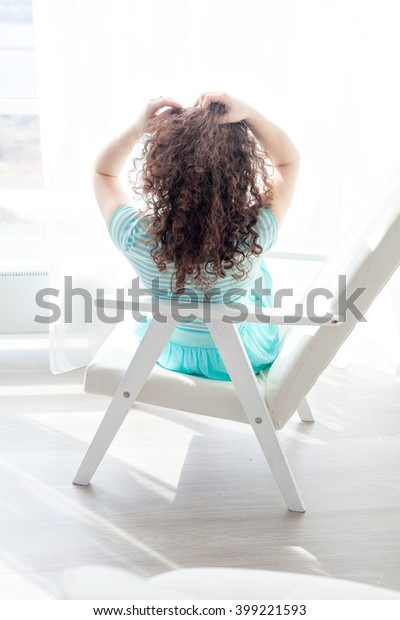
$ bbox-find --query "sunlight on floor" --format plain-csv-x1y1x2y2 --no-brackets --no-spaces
281,426,326,445
284,546,328,576
0,456,180,571
0,554,49,599
0,384,83,396
16,407,200,493
127,470,177,503
0,336,91,349
0,337,51,351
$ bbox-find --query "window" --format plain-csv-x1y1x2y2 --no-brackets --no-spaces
0,0,47,267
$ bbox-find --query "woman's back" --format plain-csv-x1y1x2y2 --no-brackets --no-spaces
108,201,280,381
93,92,300,380
109,201,278,331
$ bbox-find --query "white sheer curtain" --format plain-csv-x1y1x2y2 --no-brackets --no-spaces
32,0,400,376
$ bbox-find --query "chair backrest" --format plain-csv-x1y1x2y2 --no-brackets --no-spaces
264,161,400,429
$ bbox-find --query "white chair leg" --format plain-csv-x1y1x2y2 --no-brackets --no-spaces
297,397,315,423
73,318,176,486
208,321,306,513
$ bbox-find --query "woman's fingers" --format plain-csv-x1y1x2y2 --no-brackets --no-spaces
194,92,250,124
149,97,183,114
194,91,230,110
154,107,175,119
142,97,183,132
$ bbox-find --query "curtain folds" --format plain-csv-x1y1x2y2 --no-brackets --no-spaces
32,0,400,377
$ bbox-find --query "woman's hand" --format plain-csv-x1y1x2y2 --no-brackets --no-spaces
139,96,183,133
193,91,254,124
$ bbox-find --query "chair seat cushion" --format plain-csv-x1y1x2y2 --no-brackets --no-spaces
84,314,268,426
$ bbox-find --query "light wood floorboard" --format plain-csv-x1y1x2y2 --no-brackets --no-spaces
0,344,400,599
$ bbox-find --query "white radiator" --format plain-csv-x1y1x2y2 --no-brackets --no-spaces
0,266,49,334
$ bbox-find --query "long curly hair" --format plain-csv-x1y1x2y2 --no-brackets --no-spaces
128,102,274,294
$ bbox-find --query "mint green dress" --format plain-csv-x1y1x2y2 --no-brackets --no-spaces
109,204,279,381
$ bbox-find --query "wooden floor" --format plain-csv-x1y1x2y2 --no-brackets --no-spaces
1,339,400,599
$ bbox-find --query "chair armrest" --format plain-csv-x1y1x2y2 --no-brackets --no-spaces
95,294,343,326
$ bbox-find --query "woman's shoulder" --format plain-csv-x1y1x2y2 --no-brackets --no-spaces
255,206,279,250
108,202,152,252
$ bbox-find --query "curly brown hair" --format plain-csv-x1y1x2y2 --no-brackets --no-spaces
128,103,274,294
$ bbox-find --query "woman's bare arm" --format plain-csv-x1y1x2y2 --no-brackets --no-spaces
93,97,182,226
245,108,300,227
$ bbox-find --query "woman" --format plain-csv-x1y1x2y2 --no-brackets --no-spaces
93,91,300,380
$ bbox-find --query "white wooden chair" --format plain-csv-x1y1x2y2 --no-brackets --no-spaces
63,564,400,600
73,163,400,512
